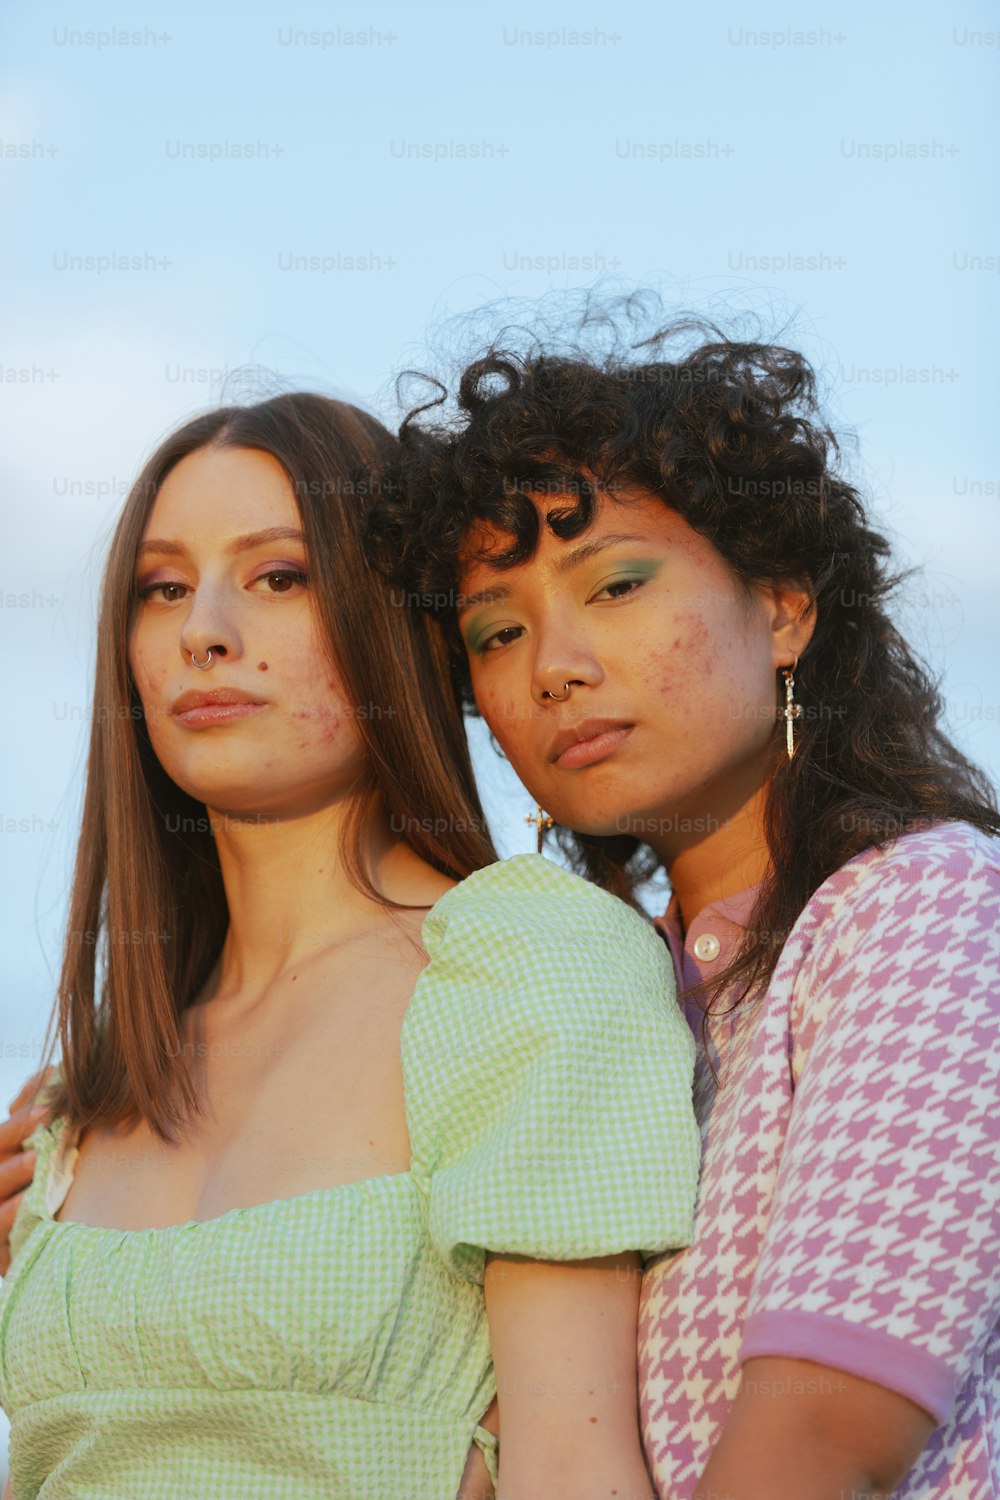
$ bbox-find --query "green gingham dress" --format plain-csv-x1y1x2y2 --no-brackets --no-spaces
0,854,700,1499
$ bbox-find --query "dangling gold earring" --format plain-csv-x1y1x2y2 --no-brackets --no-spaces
525,805,554,853
780,655,803,760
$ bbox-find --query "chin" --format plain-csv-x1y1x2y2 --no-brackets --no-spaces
175,789,269,824
541,766,656,836
546,800,635,841
160,758,277,814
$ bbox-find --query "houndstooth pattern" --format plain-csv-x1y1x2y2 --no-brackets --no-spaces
0,853,700,1498
639,821,1000,1499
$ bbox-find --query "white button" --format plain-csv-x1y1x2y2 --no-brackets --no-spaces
693,933,721,962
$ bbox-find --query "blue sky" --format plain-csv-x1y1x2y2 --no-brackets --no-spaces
1,0,998,1119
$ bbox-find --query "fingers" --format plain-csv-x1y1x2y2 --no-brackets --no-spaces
0,1143,37,1197
6,1064,55,1115
0,1071,55,1280
0,1182,31,1235
0,1101,49,1156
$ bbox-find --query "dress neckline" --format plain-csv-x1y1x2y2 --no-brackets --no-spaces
42,1116,417,1237
35,853,563,1239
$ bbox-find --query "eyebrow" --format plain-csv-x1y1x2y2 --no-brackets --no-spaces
137,526,307,558
459,533,650,611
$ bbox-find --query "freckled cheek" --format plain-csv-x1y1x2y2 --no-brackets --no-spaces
644,616,716,699
295,715,341,749
281,673,362,754
286,700,345,747
645,622,763,742
473,679,524,758
651,636,770,747
127,637,166,721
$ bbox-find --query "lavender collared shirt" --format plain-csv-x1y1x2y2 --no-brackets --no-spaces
638,820,1000,1499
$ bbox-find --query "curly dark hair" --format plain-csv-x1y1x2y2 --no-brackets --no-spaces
367,304,999,1018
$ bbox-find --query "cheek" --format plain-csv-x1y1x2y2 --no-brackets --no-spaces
278,619,357,751
472,675,524,757
646,607,770,729
644,611,715,698
127,632,163,718
286,676,360,753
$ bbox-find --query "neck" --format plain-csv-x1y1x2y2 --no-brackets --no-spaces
202,793,440,1005
643,764,773,935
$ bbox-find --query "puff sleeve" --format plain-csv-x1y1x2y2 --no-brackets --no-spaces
401,853,701,1285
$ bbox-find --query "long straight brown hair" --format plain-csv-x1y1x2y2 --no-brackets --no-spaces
38,394,497,1142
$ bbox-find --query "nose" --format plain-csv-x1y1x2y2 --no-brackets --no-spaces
178,582,241,669
530,620,603,707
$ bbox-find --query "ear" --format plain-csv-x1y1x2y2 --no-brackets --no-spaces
766,579,817,669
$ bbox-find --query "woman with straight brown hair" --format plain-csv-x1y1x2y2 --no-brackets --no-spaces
0,392,700,1499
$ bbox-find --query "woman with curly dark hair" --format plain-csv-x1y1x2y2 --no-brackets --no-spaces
370,310,1000,1500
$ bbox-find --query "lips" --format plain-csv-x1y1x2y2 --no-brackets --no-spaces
172,687,266,716
547,717,635,768
171,686,268,727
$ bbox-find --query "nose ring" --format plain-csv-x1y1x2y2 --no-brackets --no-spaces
191,650,213,670
544,683,571,701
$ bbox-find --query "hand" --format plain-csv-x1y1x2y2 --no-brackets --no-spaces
0,1067,55,1275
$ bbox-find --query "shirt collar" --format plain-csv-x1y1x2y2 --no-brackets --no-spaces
654,881,762,994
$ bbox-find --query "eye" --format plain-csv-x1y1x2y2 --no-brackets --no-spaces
137,581,189,603
252,569,309,594
479,624,524,653
590,576,647,603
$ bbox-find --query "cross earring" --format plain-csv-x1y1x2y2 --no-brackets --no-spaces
526,805,554,853
780,655,803,759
